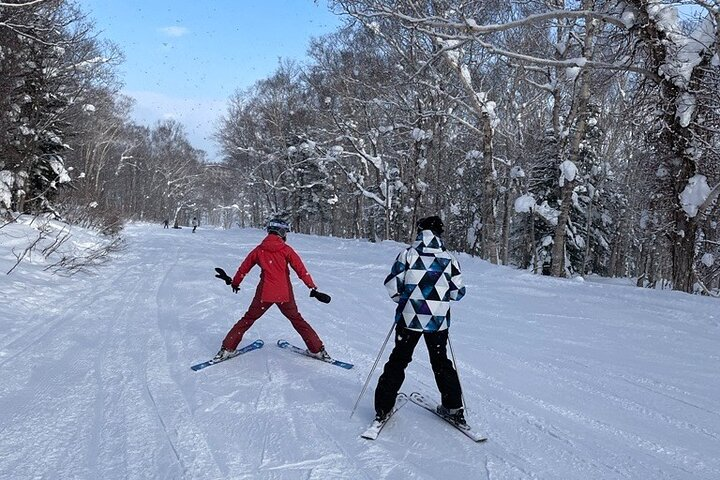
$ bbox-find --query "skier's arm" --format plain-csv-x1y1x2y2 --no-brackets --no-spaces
232,248,259,288
448,255,466,301
384,250,409,302
287,247,317,289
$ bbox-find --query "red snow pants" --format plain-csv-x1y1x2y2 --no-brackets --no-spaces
222,291,323,353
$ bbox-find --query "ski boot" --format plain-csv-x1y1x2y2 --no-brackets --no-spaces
437,405,467,426
306,346,331,360
213,347,235,362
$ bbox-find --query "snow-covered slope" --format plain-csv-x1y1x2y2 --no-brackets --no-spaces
1,222,718,480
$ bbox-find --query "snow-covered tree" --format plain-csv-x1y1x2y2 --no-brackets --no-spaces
624,1,720,292
0,1,117,214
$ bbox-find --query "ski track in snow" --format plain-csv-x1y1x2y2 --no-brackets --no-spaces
1,224,719,479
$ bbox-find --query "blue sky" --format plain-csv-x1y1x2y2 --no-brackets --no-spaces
79,0,342,160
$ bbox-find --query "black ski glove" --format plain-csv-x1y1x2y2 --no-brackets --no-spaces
310,288,331,304
214,267,232,285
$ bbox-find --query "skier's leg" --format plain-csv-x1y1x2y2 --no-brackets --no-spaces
374,326,422,416
424,329,463,409
277,298,323,353
222,293,270,350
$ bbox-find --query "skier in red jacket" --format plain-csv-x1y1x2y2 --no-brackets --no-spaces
213,219,330,361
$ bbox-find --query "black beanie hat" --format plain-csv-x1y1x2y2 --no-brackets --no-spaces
417,216,444,235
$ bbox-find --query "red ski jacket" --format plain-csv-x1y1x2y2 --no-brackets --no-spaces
231,234,317,303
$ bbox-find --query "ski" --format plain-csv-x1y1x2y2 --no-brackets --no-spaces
409,391,487,442
190,339,264,371
361,392,408,440
276,339,354,369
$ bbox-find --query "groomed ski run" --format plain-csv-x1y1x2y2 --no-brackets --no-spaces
1,223,719,479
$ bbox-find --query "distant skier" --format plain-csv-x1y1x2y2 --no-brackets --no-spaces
213,218,330,361
373,216,467,425
163,219,169,229
191,217,198,233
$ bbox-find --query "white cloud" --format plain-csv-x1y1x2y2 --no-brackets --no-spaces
125,90,226,160
158,26,189,37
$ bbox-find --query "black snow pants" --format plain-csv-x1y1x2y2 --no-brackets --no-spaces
374,324,463,416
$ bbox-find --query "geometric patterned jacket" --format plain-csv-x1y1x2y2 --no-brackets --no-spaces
384,230,466,332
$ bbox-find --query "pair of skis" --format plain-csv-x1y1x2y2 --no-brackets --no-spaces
190,339,354,371
361,391,487,443
191,339,485,442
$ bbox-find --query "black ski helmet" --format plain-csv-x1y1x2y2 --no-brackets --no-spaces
416,216,444,235
266,218,290,238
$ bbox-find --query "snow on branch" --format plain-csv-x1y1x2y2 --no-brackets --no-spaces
0,0,46,6
351,5,661,82
559,160,578,187
469,37,661,82
680,174,712,217
371,7,628,33
650,8,716,90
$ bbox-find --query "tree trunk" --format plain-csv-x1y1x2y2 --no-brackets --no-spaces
671,195,697,292
550,0,596,277
550,179,574,277
501,179,512,265
582,197,594,274
481,113,498,263
436,41,498,263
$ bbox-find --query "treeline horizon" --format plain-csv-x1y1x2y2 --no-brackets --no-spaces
1,1,718,295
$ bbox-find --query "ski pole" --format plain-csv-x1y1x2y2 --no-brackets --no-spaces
349,321,395,418
447,334,467,412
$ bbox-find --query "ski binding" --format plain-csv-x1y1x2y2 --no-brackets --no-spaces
361,392,409,440
276,339,353,369
191,339,264,371
409,391,487,442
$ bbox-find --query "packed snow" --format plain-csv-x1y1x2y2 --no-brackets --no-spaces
1,221,719,480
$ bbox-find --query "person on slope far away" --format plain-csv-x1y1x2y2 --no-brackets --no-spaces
373,215,467,425
214,218,330,361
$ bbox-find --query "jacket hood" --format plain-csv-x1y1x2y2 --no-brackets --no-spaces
260,233,287,252
413,230,446,254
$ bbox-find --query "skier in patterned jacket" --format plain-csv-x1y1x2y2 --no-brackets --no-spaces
373,215,467,425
